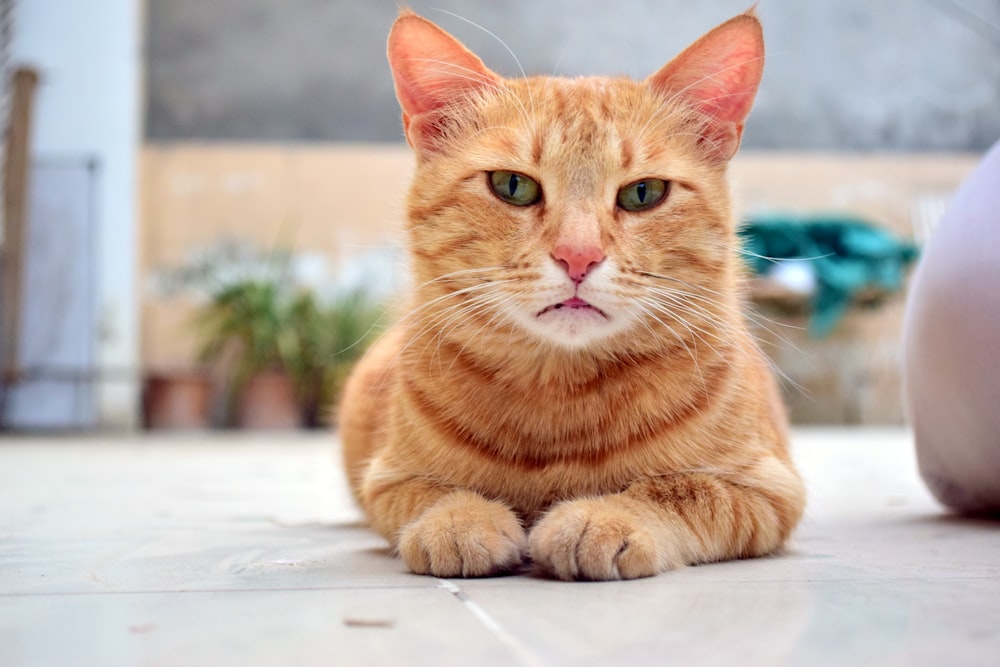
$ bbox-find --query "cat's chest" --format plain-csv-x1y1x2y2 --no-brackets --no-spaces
400,381,703,514
394,342,737,512
445,446,642,516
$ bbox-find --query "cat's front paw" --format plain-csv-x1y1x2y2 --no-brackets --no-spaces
529,497,682,581
398,490,527,577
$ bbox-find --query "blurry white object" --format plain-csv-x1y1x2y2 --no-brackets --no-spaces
291,252,329,292
334,246,404,303
911,193,952,244
768,260,817,296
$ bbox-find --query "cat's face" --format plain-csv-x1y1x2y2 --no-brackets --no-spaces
389,12,763,353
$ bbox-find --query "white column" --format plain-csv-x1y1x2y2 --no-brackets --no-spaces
11,0,142,428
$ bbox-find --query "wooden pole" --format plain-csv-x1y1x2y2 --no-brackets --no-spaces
2,67,39,387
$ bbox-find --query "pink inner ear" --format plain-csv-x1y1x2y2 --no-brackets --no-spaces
387,12,500,123
646,13,764,159
680,45,762,123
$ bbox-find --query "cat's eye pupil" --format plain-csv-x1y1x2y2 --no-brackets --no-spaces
636,181,647,203
507,174,519,197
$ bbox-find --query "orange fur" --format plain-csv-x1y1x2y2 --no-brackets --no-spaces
338,9,805,580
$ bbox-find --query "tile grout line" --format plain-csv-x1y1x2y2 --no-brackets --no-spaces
436,579,551,667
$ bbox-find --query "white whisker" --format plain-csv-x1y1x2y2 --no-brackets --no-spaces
633,297,704,384
723,241,834,265
431,9,528,80
430,9,536,123
395,274,524,365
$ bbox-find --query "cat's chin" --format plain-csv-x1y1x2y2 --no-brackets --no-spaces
517,298,627,350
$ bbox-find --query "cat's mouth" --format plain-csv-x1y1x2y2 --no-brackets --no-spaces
537,297,608,319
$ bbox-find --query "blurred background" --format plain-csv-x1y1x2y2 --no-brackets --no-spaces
145,0,999,149
1,0,997,431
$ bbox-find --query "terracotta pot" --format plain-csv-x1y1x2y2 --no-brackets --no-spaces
236,371,302,430
143,371,212,430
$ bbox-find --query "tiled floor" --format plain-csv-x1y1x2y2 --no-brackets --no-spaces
1,429,997,666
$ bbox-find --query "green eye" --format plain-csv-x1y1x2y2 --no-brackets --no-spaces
488,171,541,206
617,178,669,212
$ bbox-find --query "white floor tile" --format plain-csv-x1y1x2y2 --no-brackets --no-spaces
1,429,997,666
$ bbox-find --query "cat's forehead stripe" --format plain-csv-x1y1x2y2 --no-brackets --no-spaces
620,138,635,171
501,77,666,175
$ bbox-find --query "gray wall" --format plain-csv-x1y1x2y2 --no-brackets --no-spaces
145,0,1000,150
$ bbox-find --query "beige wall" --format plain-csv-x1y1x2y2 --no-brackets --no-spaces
141,144,415,368
140,143,979,421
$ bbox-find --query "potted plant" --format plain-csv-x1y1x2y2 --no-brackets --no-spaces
194,278,302,429
282,289,382,428
149,239,383,429
142,369,213,430
143,243,260,431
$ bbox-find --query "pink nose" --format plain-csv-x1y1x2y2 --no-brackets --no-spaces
552,244,605,283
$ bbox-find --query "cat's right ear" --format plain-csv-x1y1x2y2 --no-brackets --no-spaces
387,10,500,153
646,11,764,163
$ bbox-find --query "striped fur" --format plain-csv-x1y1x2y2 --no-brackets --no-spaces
338,10,805,580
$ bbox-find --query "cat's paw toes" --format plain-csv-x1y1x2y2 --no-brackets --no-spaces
399,491,527,577
529,498,676,581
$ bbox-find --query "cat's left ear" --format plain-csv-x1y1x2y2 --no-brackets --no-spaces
387,10,501,153
647,11,764,163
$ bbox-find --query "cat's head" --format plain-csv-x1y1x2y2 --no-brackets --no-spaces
388,10,763,355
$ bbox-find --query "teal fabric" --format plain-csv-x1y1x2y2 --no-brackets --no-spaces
739,215,919,337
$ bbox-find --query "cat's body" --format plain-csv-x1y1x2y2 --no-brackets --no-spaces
339,10,805,580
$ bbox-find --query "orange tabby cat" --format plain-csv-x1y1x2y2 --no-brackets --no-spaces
338,9,805,580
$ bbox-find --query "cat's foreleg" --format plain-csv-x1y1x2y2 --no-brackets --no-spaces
529,460,804,580
362,464,528,577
